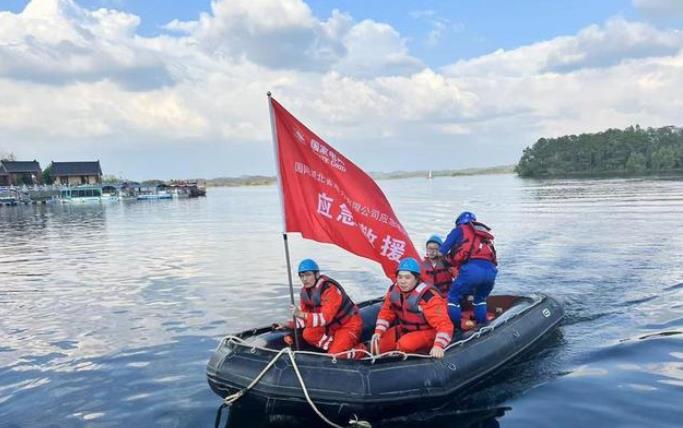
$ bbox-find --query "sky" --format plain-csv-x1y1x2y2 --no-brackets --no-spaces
1,0,683,180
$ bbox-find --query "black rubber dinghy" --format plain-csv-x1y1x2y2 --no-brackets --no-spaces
207,293,563,423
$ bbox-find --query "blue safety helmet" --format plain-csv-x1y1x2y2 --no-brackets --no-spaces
426,234,443,247
297,258,319,273
455,211,476,226
396,257,421,275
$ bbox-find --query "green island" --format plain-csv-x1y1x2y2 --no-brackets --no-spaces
515,125,683,178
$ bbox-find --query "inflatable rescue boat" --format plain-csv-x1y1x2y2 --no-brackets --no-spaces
207,293,563,423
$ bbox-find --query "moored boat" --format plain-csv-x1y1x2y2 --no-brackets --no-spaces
60,185,117,204
136,190,172,200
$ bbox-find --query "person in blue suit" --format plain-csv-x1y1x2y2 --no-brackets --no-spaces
439,211,498,329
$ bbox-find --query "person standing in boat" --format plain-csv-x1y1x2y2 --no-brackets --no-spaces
439,211,498,330
279,259,366,359
421,235,455,298
371,257,453,359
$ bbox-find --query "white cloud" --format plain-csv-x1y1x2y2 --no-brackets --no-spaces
424,19,464,47
0,0,433,148
409,9,465,48
633,0,683,19
188,0,342,71
178,2,422,77
0,0,682,178
0,0,172,90
161,18,198,34
426,20,447,47
0,79,208,139
334,20,423,77
441,19,683,141
444,18,683,77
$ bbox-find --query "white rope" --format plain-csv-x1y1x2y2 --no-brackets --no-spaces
222,347,288,405
223,327,489,362
222,296,542,360
285,348,373,428
224,323,495,362
217,299,541,424
348,414,373,428
221,344,372,428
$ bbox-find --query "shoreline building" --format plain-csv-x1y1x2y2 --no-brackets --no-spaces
49,161,103,186
0,160,43,186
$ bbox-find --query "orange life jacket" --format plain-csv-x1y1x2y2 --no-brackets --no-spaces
389,282,437,333
300,275,357,330
421,257,453,297
450,221,497,266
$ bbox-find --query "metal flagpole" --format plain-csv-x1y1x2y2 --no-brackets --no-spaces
267,91,300,350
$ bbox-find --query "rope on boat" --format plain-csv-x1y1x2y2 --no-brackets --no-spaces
251,296,532,360
223,321,497,362
220,346,372,428
348,414,373,428
222,347,288,405
214,403,228,428
214,329,492,428
286,347,372,428
215,298,542,427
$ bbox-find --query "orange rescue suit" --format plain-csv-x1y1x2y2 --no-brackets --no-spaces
450,221,497,267
421,257,455,298
291,275,365,359
374,282,454,354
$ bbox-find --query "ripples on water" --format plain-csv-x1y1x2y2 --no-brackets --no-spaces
1,175,682,427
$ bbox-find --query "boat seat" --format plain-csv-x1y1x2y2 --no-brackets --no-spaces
358,303,381,342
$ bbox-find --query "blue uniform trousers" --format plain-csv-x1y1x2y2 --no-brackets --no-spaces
447,259,497,326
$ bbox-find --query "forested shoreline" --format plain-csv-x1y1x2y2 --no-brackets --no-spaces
515,125,683,178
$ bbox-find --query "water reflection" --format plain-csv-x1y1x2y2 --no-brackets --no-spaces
221,404,508,428
2,176,683,427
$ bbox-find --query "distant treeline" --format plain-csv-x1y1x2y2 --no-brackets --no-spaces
204,166,514,187
515,125,683,178
206,175,275,187
372,165,514,180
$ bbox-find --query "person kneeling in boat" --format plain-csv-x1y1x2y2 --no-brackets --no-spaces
279,258,366,359
371,257,454,359
421,234,456,298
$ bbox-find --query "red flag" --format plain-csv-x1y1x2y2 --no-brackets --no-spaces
269,97,420,280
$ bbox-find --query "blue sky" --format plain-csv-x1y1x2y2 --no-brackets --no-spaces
1,0,683,179
5,0,643,66
307,0,639,65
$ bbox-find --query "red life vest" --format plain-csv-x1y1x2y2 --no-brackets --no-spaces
421,257,453,297
389,282,437,333
300,275,357,330
450,221,497,266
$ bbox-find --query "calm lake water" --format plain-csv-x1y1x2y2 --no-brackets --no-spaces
1,174,682,427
